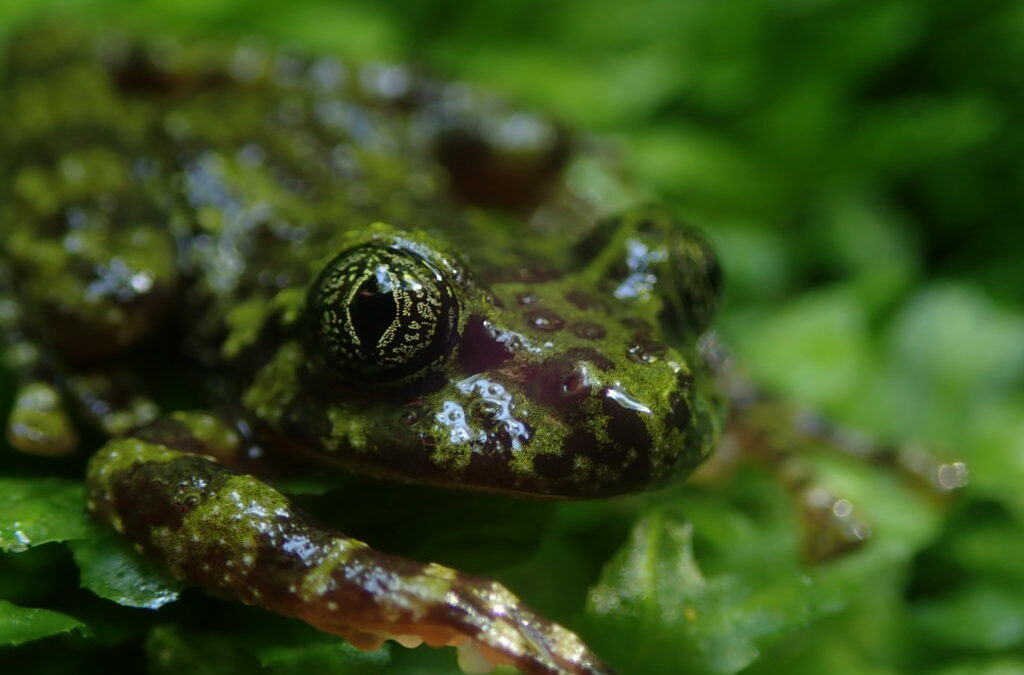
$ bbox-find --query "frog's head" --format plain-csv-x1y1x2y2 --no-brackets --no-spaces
251,208,723,498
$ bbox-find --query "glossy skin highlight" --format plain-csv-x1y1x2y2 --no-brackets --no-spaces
1,24,724,674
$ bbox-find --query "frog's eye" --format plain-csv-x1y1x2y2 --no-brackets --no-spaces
659,224,721,338
308,245,460,382
576,207,722,339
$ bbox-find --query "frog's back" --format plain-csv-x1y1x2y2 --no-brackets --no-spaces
2,23,723,500
1,24,571,358
3,26,405,327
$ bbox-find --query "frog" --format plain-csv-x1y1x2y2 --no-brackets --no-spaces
0,23,729,675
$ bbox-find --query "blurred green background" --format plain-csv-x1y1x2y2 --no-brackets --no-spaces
2,1,1023,674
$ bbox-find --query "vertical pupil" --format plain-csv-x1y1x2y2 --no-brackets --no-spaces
310,243,460,382
350,273,398,348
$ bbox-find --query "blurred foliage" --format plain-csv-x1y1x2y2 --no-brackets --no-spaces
2,0,1023,673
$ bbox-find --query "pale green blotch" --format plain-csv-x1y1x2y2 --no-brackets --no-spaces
87,438,188,534
505,396,571,477
298,538,368,601
399,563,461,615
222,298,270,359
613,355,691,473
88,438,184,490
196,205,224,232
427,421,474,471
243,341,304,425
274,287,308,325
161,474,296,587
325,405,370,453
169,411,242,462
223,289,308,359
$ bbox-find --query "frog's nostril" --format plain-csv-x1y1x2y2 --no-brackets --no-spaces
565,347,613,372
564,290,609,313
561,373,586,395
520,358,592,411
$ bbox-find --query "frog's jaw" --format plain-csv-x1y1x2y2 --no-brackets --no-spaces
235,284,720,496
250,323,718,499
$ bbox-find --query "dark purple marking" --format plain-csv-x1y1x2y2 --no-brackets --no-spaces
434,122,569,211
598,390,654,487
458,316,512,374
134,419,212,456
532,442,578,480
571,321,606,340
620,317,654,335
107,455,230,535
482,265,562,284
112,48,232,96
526,309,564,333
564,290,609,313
666,388,692,435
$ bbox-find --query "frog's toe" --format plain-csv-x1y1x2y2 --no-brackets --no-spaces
435,574,615,675
303,558,616,675
5,381,77,456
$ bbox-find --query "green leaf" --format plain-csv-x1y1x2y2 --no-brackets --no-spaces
70,530,182,609
730,286,873,412
932,659,1024,675
0,546,75,605
0,598,82,646
0,478,97,552
146,619,392,675
586,512,768,675
147,624,262,675
912,582,1024,652
258,640,390,675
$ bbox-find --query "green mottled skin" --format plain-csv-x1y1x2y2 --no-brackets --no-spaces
1,24,725,675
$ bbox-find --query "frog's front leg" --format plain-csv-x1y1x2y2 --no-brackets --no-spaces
701,335,968,561
86,412,614,675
